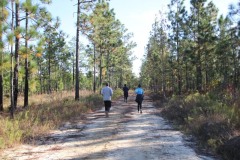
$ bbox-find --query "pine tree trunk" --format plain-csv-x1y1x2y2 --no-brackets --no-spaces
48,47,51,94
13,2,20,108
75,0,80,100
0,76,3,111
24,11,29,108
196,52,202,92
99,49,103,87
0,19,3,111
39,61,43,94
10,1,14,118
93,44,96,93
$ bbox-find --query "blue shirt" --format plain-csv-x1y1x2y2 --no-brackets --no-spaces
135,87,144,95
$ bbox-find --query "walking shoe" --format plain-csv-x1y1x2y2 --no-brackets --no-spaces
140,110,142,114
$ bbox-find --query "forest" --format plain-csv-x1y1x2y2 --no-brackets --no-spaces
140,0,240,158
0,0,240,159
0,0,137,114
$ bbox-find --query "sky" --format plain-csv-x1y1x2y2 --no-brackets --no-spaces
46,0,239,76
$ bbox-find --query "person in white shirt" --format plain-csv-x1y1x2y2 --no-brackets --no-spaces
101,83,113,117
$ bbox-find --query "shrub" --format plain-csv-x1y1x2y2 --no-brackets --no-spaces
189,115,232,150
161,95,187,124
82,94,103,111
184,92,217,116
112,88,123,99
0,119,23,149
218,136,240,160
158,92,236,153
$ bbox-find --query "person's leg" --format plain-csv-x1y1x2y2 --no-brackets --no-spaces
106,111,109,117
105,101,111,117
137,102,140,112
140,102,142,113
124,94,127,102
104,101,108,117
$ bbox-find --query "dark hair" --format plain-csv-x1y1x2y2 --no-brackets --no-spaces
106,83,109,86
124,84,126,87
138,84,141,88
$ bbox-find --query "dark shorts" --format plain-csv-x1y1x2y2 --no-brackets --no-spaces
135,94,143,104
124,92,128,97
104,101,111,112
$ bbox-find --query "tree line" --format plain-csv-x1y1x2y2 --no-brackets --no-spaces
140,0,239,98
0,0,137,118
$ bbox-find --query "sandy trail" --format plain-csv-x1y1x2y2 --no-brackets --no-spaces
1,95,217,160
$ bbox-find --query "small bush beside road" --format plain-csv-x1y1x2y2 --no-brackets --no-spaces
151,91,240,160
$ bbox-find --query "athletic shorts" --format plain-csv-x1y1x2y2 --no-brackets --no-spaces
104,100,111,111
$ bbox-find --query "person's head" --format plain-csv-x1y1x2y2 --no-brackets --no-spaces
124,84,126,87
138,84,141,88
105,82,109,86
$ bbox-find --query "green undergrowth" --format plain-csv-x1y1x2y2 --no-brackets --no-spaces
0,92,103,150
153,91,240,153
112,88,124,99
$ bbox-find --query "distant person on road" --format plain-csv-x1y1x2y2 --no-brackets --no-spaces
101,82,113,118
135,84,144,113
123,84,129,103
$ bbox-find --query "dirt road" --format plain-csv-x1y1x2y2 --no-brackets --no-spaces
1,95,217,160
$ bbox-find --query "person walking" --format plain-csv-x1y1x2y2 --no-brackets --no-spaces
101,82,113,117
135,84,144,113
123,84,129,103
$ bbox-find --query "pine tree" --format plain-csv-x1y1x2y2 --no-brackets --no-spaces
22,0,38,108
188,0,218,92
168,0,187,94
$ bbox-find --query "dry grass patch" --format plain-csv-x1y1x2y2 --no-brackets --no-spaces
0,91,102,149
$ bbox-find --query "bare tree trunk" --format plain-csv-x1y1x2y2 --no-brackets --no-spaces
0,4,3,111
99,49,103,87
233,46,238,99
0,67,3,112
72,52,75,91
10,1,14,118
196,52,202,92
48,45,51,94
93,44,96,93
24,10,29,108
13,2,20,108
38,61,43,94
176,23,182,95
75,0,80,100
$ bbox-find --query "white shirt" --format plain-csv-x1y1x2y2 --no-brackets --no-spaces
101,86,113,101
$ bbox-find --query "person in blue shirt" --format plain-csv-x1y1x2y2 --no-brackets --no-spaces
123,84,129,103
135,84,144,113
